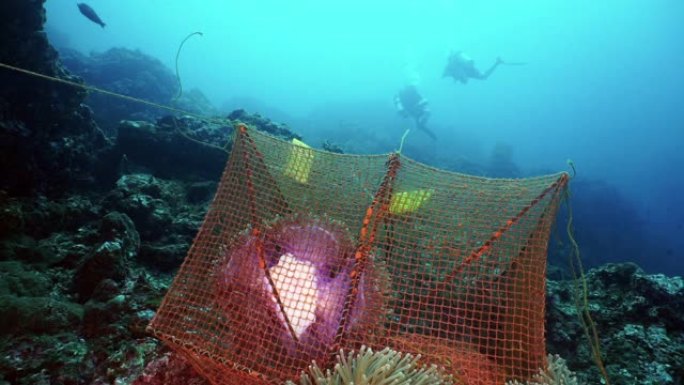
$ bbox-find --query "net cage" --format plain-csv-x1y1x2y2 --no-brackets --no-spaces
148,123,569,385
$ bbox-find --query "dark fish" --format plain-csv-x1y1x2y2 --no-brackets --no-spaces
77,3,106,28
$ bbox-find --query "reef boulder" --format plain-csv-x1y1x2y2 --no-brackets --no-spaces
546,262,684,385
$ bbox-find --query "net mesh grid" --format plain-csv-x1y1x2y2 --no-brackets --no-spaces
148,124,568,385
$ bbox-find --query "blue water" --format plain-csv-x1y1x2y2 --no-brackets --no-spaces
45,0,684,274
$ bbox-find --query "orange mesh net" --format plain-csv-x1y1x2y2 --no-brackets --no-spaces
148,124,569,385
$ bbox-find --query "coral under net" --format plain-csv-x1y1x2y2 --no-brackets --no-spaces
148,124,568,385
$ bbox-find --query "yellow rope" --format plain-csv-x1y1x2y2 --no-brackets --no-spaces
173,31,203,103
0,60,230,153
0,61,217,124
566,158,577,178
397,128,410,154
564,187,611,385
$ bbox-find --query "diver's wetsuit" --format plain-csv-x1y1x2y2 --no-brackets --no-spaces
396,85,436,140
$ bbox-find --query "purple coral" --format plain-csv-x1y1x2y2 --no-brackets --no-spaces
216,214,371,360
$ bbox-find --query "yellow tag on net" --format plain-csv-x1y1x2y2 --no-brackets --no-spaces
389,189,434,214
284,138,315,184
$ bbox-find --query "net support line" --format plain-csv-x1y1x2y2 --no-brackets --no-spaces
331,153,402,357
236,123,300,343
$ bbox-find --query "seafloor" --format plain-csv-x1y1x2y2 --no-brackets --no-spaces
0,1,682,384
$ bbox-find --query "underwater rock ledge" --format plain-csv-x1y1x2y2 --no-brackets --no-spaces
0,0,108,197
546,262,684,385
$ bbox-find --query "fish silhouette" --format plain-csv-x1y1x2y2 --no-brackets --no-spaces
77,3,106,28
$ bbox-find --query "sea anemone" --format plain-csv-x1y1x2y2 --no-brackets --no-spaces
215,214,376,362
287,346,453,385
505,355,578,385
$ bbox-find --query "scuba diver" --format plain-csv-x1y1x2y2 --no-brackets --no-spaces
443,51,508,84
394,85,437,140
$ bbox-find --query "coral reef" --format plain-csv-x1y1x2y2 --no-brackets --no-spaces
546,262,684,384
0,190,172,384
100,174,207,273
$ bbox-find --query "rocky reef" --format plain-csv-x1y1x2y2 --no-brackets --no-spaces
547,263,684,384
0,2,302,383
58,47,178,135
0,1,682,385
58,47,218,136
0,0,108,197
0,130,296,384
